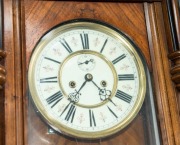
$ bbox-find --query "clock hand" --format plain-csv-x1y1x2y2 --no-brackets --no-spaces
77,80,87,93
91,80,112,101
91,80,101,90
78,61,87,65
68,74,92,103
108,98,116,106
78,59,94,65
68,80,87,103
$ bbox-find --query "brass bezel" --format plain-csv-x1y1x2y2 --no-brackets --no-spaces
28,20,146,139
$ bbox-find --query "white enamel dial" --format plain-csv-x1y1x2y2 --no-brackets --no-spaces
28,20,146,139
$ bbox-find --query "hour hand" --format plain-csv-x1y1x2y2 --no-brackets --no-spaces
68,80,87,103
68,91,80,103
99,89,115,106
78,59,94,65
78,61,85,65
68,74,92,103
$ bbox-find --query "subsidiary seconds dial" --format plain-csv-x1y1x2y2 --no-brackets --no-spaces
28,19,146,139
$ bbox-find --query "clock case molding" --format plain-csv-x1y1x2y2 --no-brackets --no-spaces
1,0,180,145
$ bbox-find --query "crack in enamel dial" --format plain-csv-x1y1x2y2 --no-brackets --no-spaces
28,20,146,139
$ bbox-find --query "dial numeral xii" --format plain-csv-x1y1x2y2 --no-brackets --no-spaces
80,33,89,49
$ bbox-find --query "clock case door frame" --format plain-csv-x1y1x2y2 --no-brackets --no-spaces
2,0,180,145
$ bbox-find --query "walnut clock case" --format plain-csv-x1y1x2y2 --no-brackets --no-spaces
2,0,180,145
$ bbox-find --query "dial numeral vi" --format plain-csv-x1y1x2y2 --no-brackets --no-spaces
89,109,96,127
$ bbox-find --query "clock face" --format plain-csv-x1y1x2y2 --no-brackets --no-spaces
28,19,146,139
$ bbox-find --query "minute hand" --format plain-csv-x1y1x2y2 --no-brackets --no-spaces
91,80,112,101
91,80,101,90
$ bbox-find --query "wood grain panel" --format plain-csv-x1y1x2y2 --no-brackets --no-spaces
25,1,151,70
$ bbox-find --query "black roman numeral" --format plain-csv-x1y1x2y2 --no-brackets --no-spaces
60,103,76,123
40,77,58,83
118,74,135,81
80,33,89,49
112,54,126,64
107,106,118,118
100,39,108,53
46,91,63,108
64,104,76,123
115,90,132,103
89,109,96,127
44,57,61,64
60,102,71,116
60,39,73,53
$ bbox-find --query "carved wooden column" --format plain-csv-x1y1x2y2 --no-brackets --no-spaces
169,52,180,90
0,0,6,89
164,0,180,90
0,50,6,89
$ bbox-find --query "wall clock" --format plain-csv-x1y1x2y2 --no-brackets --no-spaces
28,19,147,139
2,0,180,145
